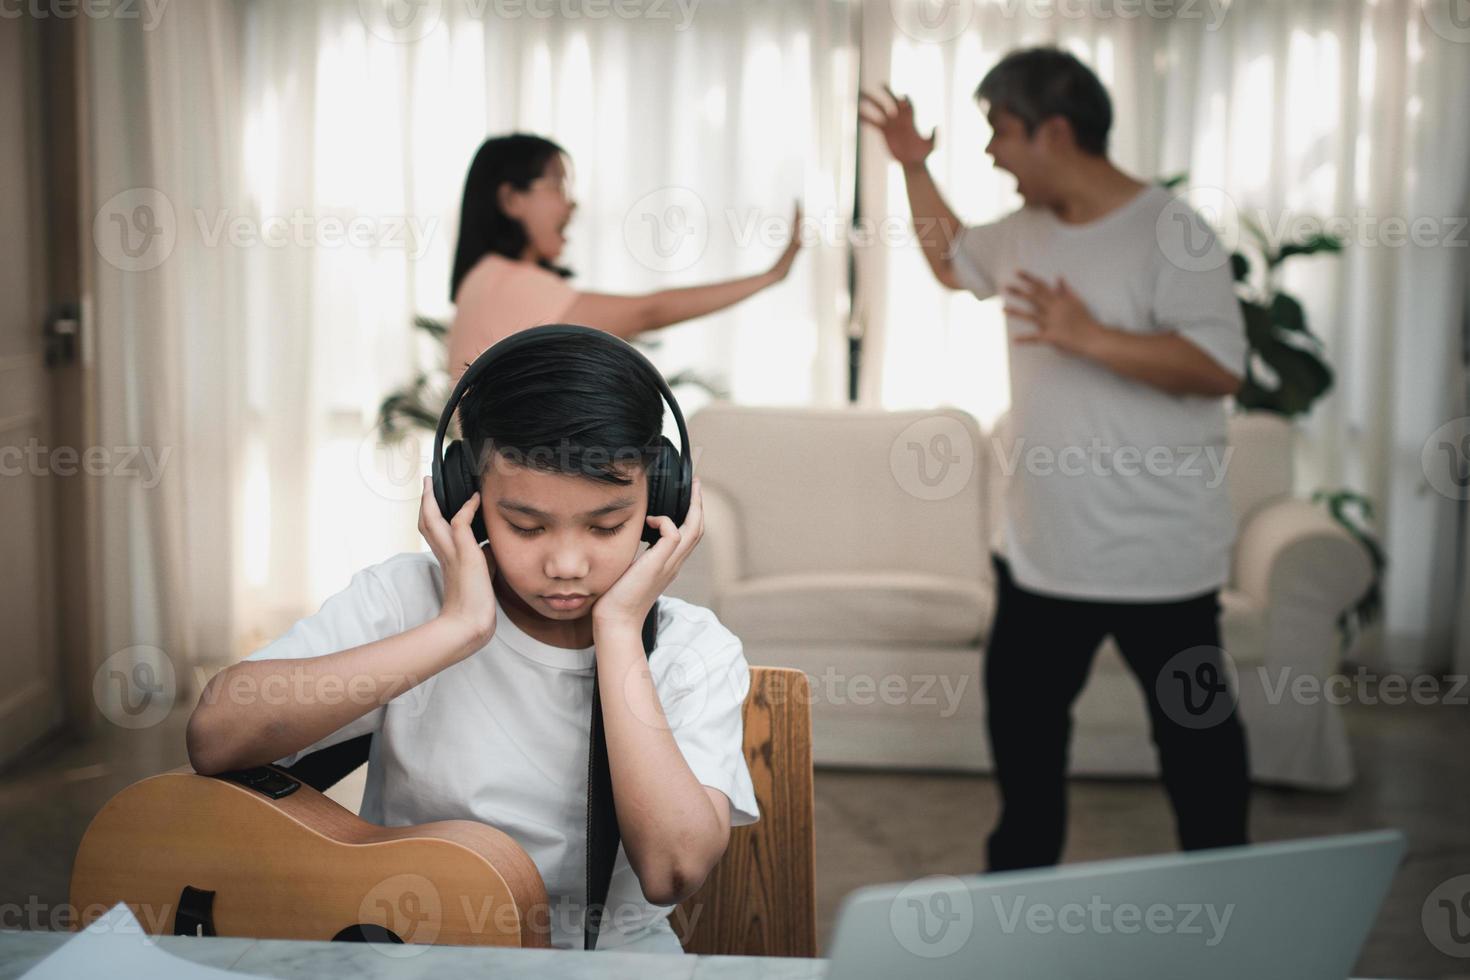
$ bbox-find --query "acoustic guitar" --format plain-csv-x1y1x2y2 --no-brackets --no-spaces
69,764,551,948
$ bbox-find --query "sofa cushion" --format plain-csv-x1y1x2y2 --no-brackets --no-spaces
689,404,990,582
719,571,993,646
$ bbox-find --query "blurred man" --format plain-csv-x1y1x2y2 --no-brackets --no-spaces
862,47,1250,871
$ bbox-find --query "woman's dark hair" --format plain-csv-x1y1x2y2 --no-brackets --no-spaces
450,133,572,301
458,328,664,487
975,47,1113,156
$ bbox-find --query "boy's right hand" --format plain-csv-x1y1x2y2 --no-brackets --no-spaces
420,476,496,649
859,85,936,166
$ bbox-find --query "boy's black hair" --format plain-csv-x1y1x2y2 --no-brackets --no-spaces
457,329,665,488
451,133,572,301
976,47,1113,156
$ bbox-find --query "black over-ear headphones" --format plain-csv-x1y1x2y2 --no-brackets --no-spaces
431,323,692,548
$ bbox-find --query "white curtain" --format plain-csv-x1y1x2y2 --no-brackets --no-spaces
85,0,857,668
862,0,1470,672
85,1,248,693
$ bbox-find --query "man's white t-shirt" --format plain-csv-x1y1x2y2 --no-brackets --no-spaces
948,185,1247,601
242,552,761,953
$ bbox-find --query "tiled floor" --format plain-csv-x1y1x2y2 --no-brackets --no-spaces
1,699,1466,977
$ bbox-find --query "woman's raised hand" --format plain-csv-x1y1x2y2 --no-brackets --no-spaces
768,203,804,282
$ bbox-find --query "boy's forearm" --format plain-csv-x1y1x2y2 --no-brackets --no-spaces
592,620,723,906
901,161,964,287
186,616,483,775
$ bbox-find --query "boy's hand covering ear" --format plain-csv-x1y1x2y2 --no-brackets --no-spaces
592,478,705,632
421,476,497,647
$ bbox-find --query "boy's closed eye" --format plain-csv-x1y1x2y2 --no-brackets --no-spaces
507,521,628,537
497,496,639,539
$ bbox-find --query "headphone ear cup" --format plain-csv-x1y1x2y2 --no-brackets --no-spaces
441,440,489,544
642,437,690,546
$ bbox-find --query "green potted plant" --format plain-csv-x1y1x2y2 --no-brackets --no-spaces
1159,174,1342,417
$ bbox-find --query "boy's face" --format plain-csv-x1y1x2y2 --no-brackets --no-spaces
479,456,647,623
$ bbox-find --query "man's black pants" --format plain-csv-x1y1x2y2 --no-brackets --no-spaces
984,555,1251,872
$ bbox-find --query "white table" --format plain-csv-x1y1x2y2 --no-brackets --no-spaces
0,930,824,979
0,929,1406,979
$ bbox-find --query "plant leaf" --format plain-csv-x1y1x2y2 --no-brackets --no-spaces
1275,233,1345,264
1231,251,1250,283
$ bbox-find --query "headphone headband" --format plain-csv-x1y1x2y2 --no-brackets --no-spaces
432,324,691,523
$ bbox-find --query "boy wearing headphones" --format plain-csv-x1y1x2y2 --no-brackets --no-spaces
185,326,759,953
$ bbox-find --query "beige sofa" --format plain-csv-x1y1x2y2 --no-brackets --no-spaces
667,404,1374,791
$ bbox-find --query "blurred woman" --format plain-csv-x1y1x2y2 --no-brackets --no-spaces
447,133,801,380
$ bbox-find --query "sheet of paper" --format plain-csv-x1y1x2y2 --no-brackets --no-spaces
20,902,265,979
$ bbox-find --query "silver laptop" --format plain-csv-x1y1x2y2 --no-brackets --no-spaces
827,830,1405,980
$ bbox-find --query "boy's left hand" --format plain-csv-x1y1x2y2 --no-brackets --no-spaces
592,477,705,633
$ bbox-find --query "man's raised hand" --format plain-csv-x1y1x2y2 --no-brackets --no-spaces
859,85,937,166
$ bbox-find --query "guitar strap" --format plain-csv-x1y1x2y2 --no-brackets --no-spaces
583,602,659,951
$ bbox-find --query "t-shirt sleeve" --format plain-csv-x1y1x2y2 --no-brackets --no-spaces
240,564,405,767
448,257,579,381
651,634,761,828
1151,210,1248,378
947,218,1010,300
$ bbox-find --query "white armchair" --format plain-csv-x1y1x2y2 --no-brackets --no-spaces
668,403,1373,790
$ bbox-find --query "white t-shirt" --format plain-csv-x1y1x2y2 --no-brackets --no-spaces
242,552,761,953
948,185,1247,601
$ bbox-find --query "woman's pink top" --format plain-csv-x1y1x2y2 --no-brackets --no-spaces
447,254,579,381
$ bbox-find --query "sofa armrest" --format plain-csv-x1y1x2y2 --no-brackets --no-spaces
664,482,743,610
1232,497,1373,628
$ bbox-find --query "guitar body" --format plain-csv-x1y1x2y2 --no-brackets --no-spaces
69,766,551,948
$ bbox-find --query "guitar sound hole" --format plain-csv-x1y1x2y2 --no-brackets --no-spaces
332,924,404,944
